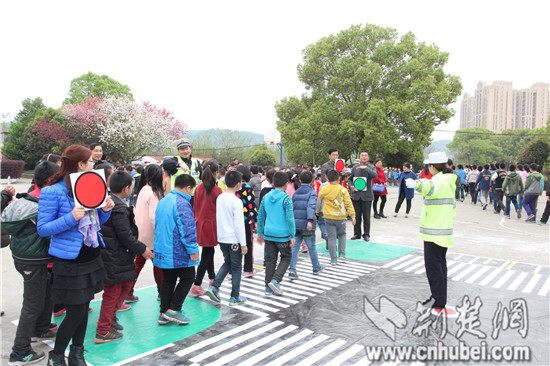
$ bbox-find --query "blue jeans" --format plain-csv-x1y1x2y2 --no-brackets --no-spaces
505,196,520,216
289,230,321,273
518,194,523,210
213,243,242,298
523,195,538,218
317,213,328,240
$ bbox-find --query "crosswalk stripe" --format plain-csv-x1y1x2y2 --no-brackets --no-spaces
204,325,298,366
189,321,283,363
465,266,491,284
381,254,414,268
321,344,364,366
351,356,371,366
239,281,305,303
295,339,347,366
224,302,269,317
288,271,341,290
301,263,359,280
263,334,331,366
217,287,289,309
414,266,426,275
493,270,515,289
243,278,309,300
234,329,314,366
237,283,299,304
246,274,326,293
317,263,367,277
175,317,268,357
295,264,350,284
507,271,529,291
522,274,542,293
403,260,425,273
318,257,377,271
537,276,550,296
216,288,280,312
447,262,469,277
479,267,503,286
452,264,478,281
392,257,422,271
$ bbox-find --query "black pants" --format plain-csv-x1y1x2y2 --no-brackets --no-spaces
423,241,448,308
53,302,90,355
194,247,215,286
394,192,412,214
373,195,387,215
264,240,292,285
160,267,195,313
244,223,254,272
12,263,53,355
495,189,505,213
352,199,372,237
541,199,550,223
469,183,477,204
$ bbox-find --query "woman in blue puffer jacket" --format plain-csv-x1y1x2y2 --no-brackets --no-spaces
37,144,114,366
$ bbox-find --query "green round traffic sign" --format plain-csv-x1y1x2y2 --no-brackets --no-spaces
354,178,366,191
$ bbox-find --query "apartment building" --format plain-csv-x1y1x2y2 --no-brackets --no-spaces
460,81,549,133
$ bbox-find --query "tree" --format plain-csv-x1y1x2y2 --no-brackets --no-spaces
276,24,462,166
517,139,550,167
249,144,277,167
63,96,186,163
447,128,502,165
192,129,252,166
63,72,134,105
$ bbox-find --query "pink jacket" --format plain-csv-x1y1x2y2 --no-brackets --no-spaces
134,185,160,249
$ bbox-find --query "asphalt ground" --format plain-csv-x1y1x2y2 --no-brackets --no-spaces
1,179,548,365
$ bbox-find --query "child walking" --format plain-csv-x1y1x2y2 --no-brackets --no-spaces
154,174,199,324
318,169,356,265
95,171,154,343
257,172,295,296
206,170,247,305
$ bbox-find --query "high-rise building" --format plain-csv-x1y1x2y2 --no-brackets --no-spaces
460,81,549,133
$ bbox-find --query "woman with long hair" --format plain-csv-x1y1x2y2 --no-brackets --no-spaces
372,159,389,219
127,164,165,302
191,161,223,296
37,144,114,365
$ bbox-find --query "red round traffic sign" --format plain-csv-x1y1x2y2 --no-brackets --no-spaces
74,171,107,209
335,160,345,173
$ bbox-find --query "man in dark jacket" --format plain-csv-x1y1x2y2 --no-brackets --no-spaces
2,162,59,365
95,171,154,343
321,148,339,182
475,164,492,210
348,151,377,241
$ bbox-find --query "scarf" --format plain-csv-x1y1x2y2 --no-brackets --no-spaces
78,209,100,248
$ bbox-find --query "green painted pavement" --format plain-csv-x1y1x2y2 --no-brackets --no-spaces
316,240,415,261
68,286,221,366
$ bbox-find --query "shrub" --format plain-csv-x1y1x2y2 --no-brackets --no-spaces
0,159,25,179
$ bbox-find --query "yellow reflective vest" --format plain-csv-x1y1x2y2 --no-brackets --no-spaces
415,172,457,248
175,156,201,193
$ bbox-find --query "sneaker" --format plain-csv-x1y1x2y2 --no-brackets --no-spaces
537,220,547,225
243,270,256,277
229,296,247,306
404,214,408,218
267,279,283,296
525,214,535,222
116,304,131,312
49,323,58,331
493,210,499,214
191,285,207,296
288,271,299,280
158,314,170,325
163,309,190,325
337,255,346,260
517,210,522,219
53,308,66,317
330,259,338,266
482,204,487,210
503,215,510,219
206,286,221,302
31,330,57,341
124,295,139,303
431,307,458,318
265,286,273,296
313,264,326,275
111,317,123,331
209,279,214,286
95,329,123,343
373,213,380,219
393,213,398,217
8,350,45,365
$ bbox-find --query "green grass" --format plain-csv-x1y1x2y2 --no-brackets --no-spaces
23,170,34,175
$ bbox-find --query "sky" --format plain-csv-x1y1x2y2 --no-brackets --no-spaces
1,0,549,143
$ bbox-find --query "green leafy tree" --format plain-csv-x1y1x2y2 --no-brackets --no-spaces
517,138,550,167
447,128,502,165
63,72,133,105
276,24,462,166
249,144,277,167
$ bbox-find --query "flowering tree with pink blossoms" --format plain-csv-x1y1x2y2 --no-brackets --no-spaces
64,96,186,163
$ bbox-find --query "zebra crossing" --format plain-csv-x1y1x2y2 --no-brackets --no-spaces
381,252,550,296
175,316,421,366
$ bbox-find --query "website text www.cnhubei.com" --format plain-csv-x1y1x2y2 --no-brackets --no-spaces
364,341,530,362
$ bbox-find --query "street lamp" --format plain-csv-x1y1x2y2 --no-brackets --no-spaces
276,142,283,169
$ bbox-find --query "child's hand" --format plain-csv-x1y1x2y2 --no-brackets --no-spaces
142,248,154,260
102,196,115,212
241,246,248,255
306,222,313,231
72,206,87,221
4,185,15,196
289,238,295,247
351,217,356,226
257,236,264,245
190,253,199,262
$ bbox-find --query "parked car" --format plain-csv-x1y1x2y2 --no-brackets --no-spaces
131,156,159,166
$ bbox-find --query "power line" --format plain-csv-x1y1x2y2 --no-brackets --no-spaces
433,129,549,136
